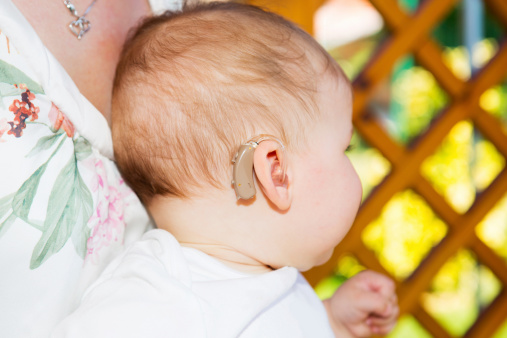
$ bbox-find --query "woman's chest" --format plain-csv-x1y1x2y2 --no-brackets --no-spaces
12,0,151,118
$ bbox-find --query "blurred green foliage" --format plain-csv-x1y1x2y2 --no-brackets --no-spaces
315,255,366,299
390,60,448,144
362,190,448,280
421,120,505,213
422,250,502,336
346,133,391,199
476,194,507,261
389,316,432,338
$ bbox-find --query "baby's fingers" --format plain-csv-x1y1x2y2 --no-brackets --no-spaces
381,294,398,316
369,321,397,336
372,293,398,318
367,306,399,325
367,303,399,335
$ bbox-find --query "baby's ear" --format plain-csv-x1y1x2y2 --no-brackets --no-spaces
253,140,292,210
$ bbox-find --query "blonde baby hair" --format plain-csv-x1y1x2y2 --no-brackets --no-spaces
112,1,345,203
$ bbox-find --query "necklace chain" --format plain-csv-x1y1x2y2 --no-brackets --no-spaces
63,0,98,40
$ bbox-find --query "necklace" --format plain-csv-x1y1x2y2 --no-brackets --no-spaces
63,0,98,40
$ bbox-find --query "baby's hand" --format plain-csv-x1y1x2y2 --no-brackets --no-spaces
323,270,399,337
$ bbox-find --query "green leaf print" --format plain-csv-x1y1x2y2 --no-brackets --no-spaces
0,60,44,94
0,193,14,218
74,136,92,161
30,155,93,269
12,133,66,223
11,161,50,223
26,132,64,158
0,194,16,237
71,173,92,259
0,193,17,237
0,82,23,98
0,214,17,238
71,137,93,257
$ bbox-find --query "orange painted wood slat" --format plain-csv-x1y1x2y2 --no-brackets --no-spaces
469,43,507,102
484,0,507,27
353,114,404,162
414,39,466,99
354,0,460,116
368,0,466,97
465,290,507,338
413,175,461,226
473,108,507,158
396,168,507,313
471,236,507,285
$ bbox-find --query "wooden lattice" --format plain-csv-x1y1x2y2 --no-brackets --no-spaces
252,0,507,336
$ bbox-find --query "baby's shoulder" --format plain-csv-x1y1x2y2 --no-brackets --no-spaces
56,229,206,337
94,229,190,287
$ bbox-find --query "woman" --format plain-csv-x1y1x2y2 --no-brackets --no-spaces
0,1,182,336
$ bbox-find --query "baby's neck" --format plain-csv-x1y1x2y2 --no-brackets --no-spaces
148,192,279,275
180,242,274,274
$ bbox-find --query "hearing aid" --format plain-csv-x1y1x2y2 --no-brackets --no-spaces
231,135,286,200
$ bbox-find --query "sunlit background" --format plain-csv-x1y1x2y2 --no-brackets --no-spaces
250,0,507,336
314,0,507,336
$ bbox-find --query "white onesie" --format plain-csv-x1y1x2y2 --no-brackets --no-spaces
53,229,335,337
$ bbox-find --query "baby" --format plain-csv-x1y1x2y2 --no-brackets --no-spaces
54,2,398,337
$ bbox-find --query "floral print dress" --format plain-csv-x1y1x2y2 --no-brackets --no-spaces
0,1,184,337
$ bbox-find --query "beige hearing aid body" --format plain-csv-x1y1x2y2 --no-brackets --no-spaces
232,135,285,200
232,142,258,200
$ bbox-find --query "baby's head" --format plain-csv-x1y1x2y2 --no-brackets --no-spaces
112,2,362,272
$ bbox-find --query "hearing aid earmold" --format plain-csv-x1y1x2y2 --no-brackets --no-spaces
232,135,286,200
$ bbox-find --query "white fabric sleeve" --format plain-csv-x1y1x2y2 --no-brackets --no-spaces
148,0,184,15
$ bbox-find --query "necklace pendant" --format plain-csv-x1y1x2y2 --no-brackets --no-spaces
69,17,91,40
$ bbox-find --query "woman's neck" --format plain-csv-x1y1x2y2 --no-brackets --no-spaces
12,0,151,121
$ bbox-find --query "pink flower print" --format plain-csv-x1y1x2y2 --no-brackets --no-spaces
0,118,10,142
86,159,126,264
48,103,75,137
14,83,28,90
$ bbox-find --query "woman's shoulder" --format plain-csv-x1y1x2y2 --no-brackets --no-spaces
0,12,149,336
